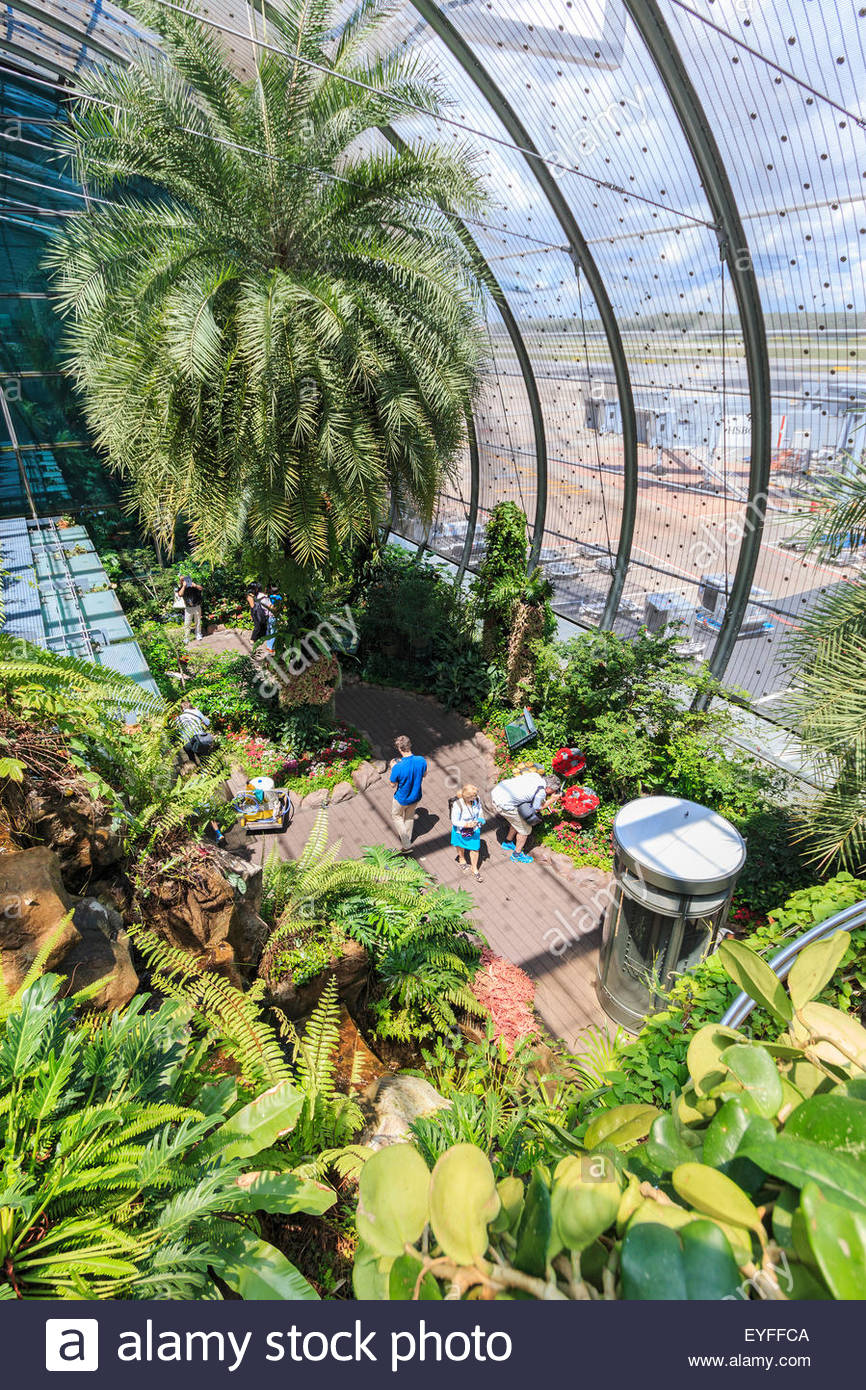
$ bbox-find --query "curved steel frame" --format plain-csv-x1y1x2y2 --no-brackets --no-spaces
623,0,772,691
409,0,638,617
381,124,542,579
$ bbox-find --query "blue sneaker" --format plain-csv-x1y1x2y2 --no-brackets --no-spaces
510,851,534,864
499,840,516,853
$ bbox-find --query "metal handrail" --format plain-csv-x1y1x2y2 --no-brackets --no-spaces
719,897,866,1028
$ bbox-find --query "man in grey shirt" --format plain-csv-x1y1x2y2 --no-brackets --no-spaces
491,769,561,864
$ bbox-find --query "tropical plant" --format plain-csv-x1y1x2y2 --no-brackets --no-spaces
472,502,530,660
0,975,334,1299
258,811,419,985
782,459,866,871
46,0,487,567
0,633,163,726
351,931,866,1300
281,979,365,1171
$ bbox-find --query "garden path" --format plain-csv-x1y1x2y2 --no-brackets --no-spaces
199,628,609,1047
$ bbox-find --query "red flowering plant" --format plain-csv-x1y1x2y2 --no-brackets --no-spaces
470,948,538,1052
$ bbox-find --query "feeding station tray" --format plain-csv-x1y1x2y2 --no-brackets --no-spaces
561,786,600,821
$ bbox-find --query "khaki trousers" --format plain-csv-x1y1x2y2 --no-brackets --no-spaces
391,796,419,849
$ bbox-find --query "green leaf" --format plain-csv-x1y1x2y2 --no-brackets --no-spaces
356,1145,430,1260
740,1136,866,1214
621,1219,741,1301
799,1002,866,1070
429,1145,500,1265
717,940,793,1025
672,1162,762,1233
490,1176,524,1235
214,1082,304,1162
209,1225,318,1300
229,1171,336,1216
686,1024,743,1095
645,1114,701,1174
550,1154,622,1254
784,1093,866,1160
513,1170,551,1277
352,1240,393,1300
701,1097,753,1170
720,1043,783,1119
584,1104,659,1150
388,1254,442,1300
801,1182,866,1299
788,931,850,1010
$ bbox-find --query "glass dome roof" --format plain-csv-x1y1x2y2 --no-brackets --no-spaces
0,0,863,713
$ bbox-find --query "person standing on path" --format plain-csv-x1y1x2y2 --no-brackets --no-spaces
177,574,203,643
490,768,561,863
245,582,270,645
389,735,427,853
450,783,485,881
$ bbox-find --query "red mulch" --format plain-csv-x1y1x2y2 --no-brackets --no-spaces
471,947,539,1051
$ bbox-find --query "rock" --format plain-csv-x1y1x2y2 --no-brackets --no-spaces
300,788,330,811
145,852,235,961
0,847,79,989
362,1074,451,1150
549,851,576,880
371,759,387,774
351,761,380,792
334,1005,385,1093
12,777,124,889
330,780,354,804
61,900,139,1011
0,849,139,1010
212,847,263,914
267,938,370,1019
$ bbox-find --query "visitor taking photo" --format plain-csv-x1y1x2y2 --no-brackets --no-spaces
490,768,561,864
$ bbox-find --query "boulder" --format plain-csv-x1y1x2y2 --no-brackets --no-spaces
61,899,139,1011
371,759,388,775
362,1074,451,1150
212,846,263,914
330,780,354,804
300,788,330,811
15,777,124,888
351,761,380,792
267,937,370,1019
0,848,139,1009
334,1005,385,1093
145,852,235,960
211,846,270,967
0,847,79,989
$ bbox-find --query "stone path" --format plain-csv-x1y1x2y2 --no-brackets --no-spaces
201,627,611,1048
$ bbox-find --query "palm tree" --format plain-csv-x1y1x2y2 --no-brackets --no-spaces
783,455,866,870
45,0,487,568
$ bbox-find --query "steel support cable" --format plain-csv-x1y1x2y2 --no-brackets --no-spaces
381,121,545,582
623,0,772,699
406,0,638,600
576,264,613,576
144,0,719,231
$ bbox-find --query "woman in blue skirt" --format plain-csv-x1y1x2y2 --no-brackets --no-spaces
450,783,485,882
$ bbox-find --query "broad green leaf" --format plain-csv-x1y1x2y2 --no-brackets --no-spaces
788,931,850,1011
209,1224,318,1300
356,1145,430,1259
214,1082,304,1162
672,1162,762,1233
701,1097,752,1169
230,1171,336,1216
801,1182,866,1299
621,1219,741,1301
490,1176,524,1235
352,1240,393,1300
388,1253,442,1300
799,1002,866,1070
717,940,793,1025
741,1136,866,1214
686,1024,742,1096
429,1145,499,1265
584,1104,659,1151
550,1154,621,1255
720,1043,783,1119
784,1095,866,1161
513,1169,551,1276
646,1114,701,1173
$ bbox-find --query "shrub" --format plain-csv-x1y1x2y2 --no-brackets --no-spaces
351,932,866,1300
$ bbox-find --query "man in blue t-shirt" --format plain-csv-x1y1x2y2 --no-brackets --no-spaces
389,735,427,852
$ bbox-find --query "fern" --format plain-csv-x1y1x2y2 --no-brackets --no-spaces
129,929,290,1089
284,979,364,1160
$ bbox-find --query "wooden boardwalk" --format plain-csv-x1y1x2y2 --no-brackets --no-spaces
198,628,611,1047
